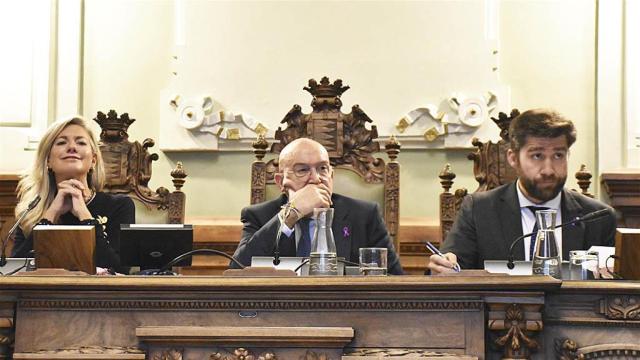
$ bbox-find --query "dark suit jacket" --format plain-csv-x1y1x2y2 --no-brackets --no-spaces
440,182,617,269
230,193,403,274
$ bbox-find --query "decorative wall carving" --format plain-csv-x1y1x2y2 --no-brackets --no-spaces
163,95,269,151
18,299,484,311
395,91,499,148
94,110,187,223
600,296,640,320
249,77,401,247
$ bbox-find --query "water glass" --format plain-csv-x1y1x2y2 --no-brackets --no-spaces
359,248,387,276
569,250,599,280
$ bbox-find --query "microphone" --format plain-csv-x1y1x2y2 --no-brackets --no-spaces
506,208,612,269
0,195,41,267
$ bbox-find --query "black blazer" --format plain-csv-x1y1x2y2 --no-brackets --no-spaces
230,193,403,274
440,182,617,269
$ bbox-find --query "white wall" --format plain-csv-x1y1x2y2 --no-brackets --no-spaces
2,0,628,222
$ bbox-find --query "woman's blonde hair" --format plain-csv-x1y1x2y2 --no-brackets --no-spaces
15,117,106,236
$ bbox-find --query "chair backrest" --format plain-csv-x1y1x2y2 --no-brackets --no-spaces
94,110,187,224
250,77,401,251
439,108,593,242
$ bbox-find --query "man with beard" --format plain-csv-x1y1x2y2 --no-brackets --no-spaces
427,109,616,274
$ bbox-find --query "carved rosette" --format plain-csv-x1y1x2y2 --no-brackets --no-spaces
600,295,640,320
488,303,542,359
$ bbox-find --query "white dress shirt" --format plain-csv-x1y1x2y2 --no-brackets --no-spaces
516,180,563,261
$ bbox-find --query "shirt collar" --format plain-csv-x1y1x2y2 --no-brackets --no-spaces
516,179,562,210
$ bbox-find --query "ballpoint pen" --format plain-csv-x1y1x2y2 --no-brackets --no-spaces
425,241,461,272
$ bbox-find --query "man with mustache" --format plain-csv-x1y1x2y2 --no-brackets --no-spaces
230,138,403,275
428,109,616,274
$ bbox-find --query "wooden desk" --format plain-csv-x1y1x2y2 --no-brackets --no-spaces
0,275,639,359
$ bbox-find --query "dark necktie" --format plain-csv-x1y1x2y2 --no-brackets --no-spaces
527,206,549,259
296,218,312,257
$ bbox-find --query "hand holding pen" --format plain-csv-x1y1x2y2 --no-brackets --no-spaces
425,242,461,273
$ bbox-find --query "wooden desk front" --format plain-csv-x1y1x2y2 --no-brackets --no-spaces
0,275,639,360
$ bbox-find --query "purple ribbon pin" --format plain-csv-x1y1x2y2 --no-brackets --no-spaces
342,226,350,237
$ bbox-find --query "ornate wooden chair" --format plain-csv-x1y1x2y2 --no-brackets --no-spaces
94,110,187,224
250,76,401,251
439,109,593,242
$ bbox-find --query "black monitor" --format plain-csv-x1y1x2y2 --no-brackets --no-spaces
120,224,193,270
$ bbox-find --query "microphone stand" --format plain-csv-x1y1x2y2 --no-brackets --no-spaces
506,208,612,269
153,249,246,275
0,196,41,267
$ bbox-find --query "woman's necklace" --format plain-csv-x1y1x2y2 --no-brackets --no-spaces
85,189,96,204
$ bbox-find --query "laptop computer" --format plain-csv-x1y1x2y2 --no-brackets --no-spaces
0,258,35,275
120,224,193,270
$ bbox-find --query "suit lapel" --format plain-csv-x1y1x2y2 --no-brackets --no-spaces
499,183,526,260
561,189,585,260
331,195,352,259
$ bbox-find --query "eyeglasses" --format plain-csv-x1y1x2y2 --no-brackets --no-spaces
286,163,332,178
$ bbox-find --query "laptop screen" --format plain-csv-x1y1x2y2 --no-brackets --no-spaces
120,224,193,270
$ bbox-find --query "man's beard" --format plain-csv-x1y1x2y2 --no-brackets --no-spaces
520,175,566,202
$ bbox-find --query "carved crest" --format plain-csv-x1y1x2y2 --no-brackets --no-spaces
270,77,384,183
94,110,187,223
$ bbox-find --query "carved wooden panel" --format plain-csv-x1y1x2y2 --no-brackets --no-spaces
0,174,19,258
94,110,187,223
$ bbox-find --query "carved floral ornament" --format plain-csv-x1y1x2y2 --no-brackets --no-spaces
488,303,541,359
600,295,640,320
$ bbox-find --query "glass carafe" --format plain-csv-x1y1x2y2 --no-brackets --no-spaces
531,209,562,279
308,208,338,276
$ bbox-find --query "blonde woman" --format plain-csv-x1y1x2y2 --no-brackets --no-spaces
11,117,134,274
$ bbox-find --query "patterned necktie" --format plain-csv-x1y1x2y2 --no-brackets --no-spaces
296,218,312,257
527,206,549,260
